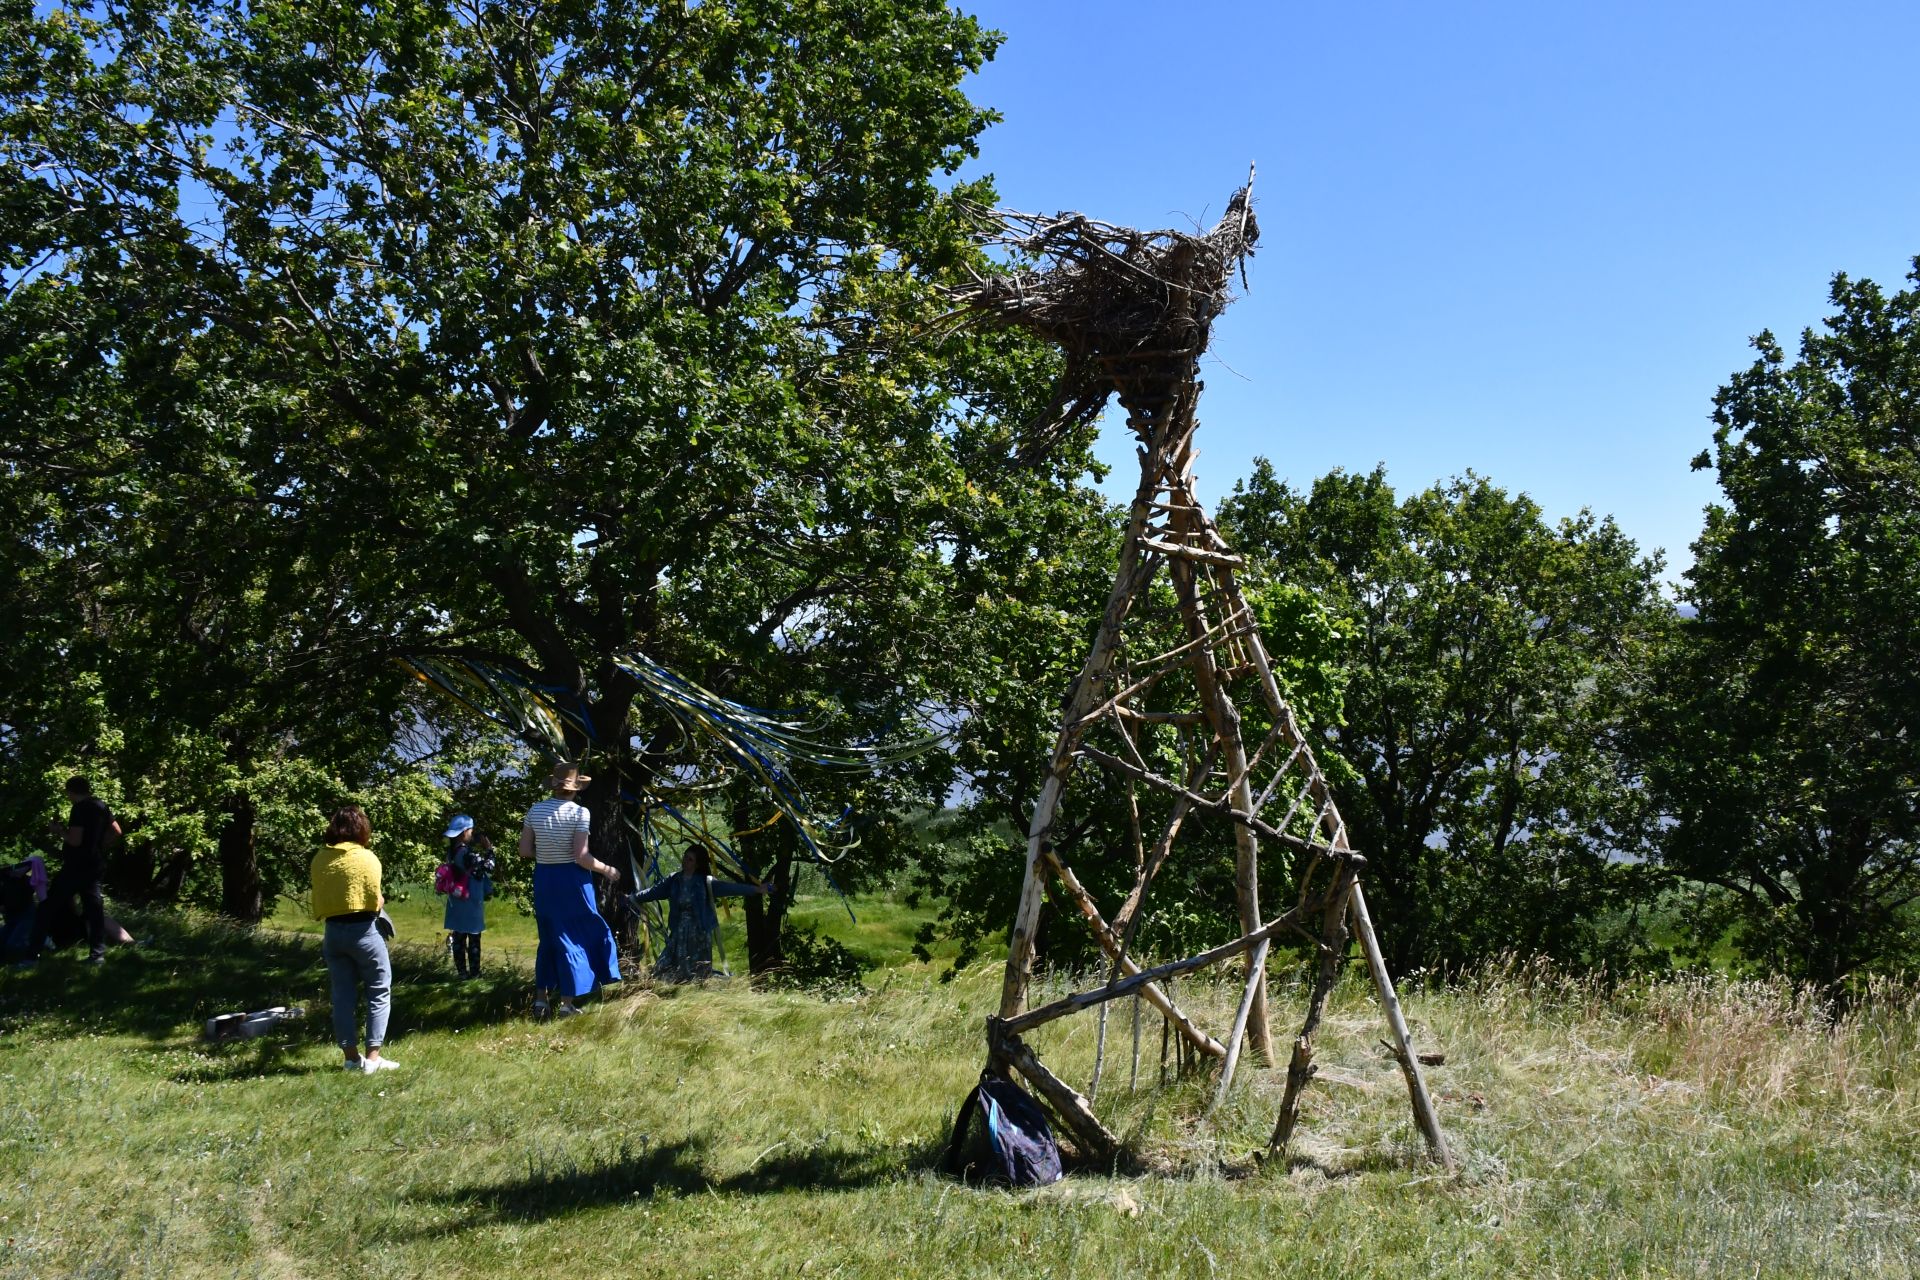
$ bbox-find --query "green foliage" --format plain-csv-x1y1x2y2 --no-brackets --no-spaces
1636,262,1920,989
0,0,1105,949
1220,462,1672,974
761,919,869,997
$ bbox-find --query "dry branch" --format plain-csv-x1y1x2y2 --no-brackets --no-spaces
1077,745,1358,864
994,900,1316,1038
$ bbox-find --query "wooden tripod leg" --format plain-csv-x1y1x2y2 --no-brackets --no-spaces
1267,867,1354,1161
999,776,1062,1019
995,1030,1121,1165
1209,935,1271,1115
1348,881,1453,1169
999,446,1169,1020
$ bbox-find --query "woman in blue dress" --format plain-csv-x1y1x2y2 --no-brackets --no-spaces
628,847,769,982
518,763,622,1017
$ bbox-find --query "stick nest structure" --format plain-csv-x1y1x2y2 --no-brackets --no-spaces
948,193,1257,455
948,186,1453,1173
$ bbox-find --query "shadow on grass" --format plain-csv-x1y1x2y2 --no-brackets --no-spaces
169,1040,332,1084
404,1134,923,1234
1281,1147,1419,1180
0,907,539,1049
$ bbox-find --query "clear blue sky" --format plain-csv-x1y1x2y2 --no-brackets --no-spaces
953,0,1920,583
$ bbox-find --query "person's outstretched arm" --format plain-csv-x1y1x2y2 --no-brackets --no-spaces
708,877,772,898
627,878,673,905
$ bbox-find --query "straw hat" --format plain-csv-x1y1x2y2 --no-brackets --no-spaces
547,762,592,794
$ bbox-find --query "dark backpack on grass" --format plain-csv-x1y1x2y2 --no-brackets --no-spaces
945,1070,1063,1187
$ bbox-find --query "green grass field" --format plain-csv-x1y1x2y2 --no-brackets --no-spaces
265,880,951,978
3,906,1916,1279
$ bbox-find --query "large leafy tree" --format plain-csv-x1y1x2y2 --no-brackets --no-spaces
2,1,1101,948
0,270,453,912
1638,265,1920,988
1219,463,1670,974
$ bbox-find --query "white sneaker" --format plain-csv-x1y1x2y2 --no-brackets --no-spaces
342,1059,367,1073
555,1003,586,1018
363,1056,400,1073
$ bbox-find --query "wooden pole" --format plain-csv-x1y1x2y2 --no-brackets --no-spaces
997,427,1174,1020
1159,1002,1171,1086
999,776,1058,1019
1090,1000,1110,1104
1043,849,1226,1057
1209,936,1271,1115
1348,881,1453,1168
993,1030,1121,1165
1268,865,1355,1161
1163,448,1275,1066
1130,992,1142,1093
998,900,1308,1037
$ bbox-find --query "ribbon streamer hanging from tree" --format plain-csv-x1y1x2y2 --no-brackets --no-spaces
398,650,933,915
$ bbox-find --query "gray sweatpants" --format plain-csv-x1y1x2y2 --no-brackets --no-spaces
322,917,392,1053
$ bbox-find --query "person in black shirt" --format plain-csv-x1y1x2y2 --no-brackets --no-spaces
39,776,120,963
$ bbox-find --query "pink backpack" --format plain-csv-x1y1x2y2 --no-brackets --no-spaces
433,862,471,899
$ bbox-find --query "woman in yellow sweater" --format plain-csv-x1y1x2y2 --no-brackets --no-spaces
309,805,397,1073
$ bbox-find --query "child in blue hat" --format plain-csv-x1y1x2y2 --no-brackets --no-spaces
441,815,494,979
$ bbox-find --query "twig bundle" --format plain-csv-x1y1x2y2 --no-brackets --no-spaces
946,189,1258,455
952,191,1256,360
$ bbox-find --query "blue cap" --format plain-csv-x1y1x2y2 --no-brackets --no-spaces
443,815,475,838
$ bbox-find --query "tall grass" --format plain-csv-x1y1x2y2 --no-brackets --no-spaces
1,911,1915,1279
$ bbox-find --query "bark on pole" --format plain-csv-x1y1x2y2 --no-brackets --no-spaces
999,776,1059,1019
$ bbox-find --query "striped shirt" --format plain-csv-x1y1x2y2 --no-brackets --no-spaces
523,797,592,865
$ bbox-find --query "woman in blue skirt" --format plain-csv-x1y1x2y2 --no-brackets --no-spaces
517,763,621,1018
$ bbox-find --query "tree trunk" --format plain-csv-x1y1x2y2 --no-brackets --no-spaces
742,822,794,975
1799,834,1866,1000
151,845,192,903
105,837,155,905
744,880,783,974
581,763,639,954
218,795,263,923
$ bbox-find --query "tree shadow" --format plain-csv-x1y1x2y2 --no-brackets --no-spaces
1278,1146,1421,1180
400,1133,919,1237
409,1137,710,1233
168,1040,331,1084
723,1138,927,1196
0,908,540,1049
